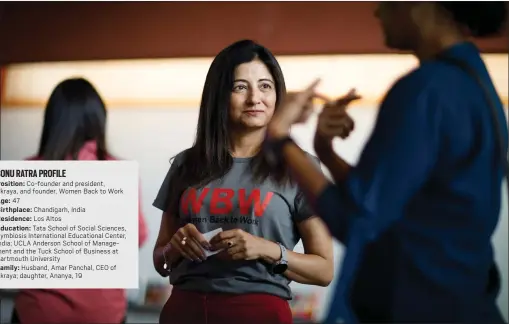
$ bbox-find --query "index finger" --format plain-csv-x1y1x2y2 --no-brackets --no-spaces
312,92,331,103
304,78,322,94
187,226,211,248
295,78,322,104
209,229,237,244
336,88,361,102
333,94,362,110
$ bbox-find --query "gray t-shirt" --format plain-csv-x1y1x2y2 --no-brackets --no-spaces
153,151,319,300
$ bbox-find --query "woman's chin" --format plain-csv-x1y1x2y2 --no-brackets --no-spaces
238,118,270,130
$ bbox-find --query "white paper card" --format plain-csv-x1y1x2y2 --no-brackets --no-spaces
202,228,224,258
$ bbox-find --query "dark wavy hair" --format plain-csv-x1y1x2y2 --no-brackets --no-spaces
166,40,290,215
438,2,507,37
37,78,107,160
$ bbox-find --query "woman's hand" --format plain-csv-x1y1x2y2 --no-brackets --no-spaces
170,223,211,262
210,229,268,261
314,89,360,153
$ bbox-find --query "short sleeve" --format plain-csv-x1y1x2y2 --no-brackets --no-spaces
293,154,322,223
152,152,185,212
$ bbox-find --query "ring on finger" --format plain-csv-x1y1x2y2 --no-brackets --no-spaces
181,237,188,246
227,241,234,248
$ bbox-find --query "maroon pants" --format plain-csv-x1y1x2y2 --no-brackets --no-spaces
159,289,293,324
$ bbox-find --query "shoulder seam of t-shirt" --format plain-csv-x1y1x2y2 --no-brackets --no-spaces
152,149,190,212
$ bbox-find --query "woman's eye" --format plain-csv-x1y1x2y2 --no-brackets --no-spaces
233,85,247,91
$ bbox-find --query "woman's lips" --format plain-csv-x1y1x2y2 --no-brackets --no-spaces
243,110,264,115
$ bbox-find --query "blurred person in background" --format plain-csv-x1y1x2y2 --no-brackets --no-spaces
13,78,148,324
152,40,334,324
264,2,508,323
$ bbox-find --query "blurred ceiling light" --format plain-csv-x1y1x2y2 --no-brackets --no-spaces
1,54,507,109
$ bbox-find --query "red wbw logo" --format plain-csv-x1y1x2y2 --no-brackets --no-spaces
180,188,273,217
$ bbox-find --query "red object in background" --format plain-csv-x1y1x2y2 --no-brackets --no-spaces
290,291,320,320
144,283,172,307
0,2,507,64
16,141,149,324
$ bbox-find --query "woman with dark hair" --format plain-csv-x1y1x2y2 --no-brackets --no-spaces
265,2,508,323
13,78,148,324
153,40,334,323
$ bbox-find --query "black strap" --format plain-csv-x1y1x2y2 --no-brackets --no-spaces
437,55,509,183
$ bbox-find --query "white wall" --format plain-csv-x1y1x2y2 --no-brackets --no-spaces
1,107,507,322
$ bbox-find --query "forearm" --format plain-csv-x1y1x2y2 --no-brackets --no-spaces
154,212,184,277
284,269,327,286
281,143,355,243
281,143,331,202
285,250,333,286
266,133,354,243
315,145,351,183
262,241,333,287
153,245,170,277
153,244,182,277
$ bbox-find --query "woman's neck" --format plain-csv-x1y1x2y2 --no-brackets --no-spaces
229,128,266,158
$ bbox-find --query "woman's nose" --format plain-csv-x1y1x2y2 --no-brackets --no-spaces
247,89,262,105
